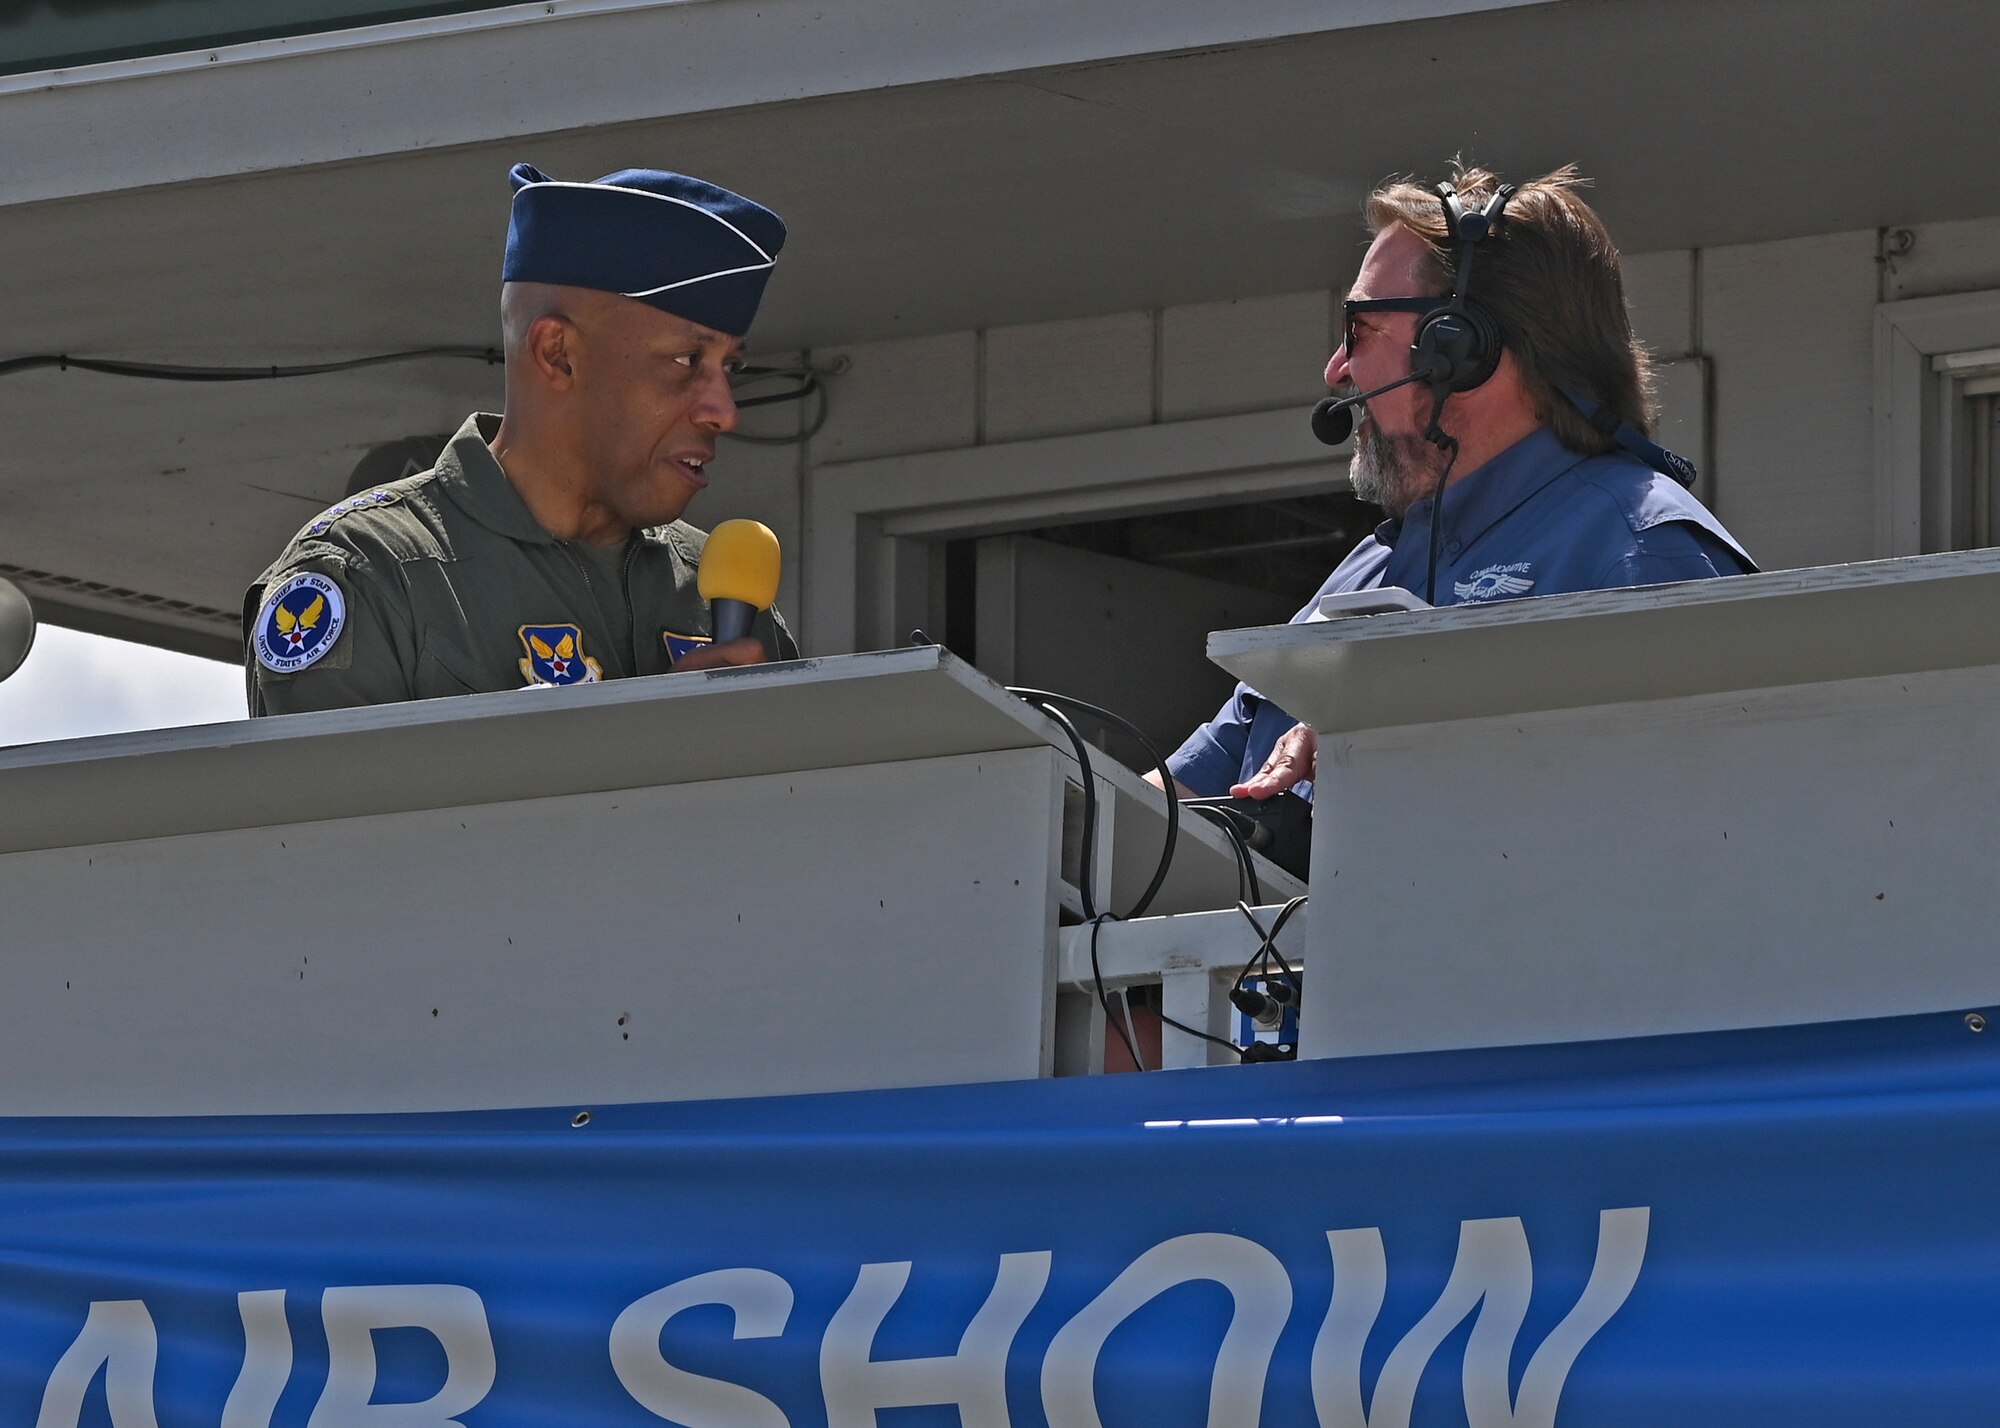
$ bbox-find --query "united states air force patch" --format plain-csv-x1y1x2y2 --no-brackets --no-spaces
662,631,711,664
253,573,346,673
518,624,603,686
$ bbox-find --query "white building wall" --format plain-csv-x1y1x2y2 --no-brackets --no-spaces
1701,230,1881,571
724,218,2000,651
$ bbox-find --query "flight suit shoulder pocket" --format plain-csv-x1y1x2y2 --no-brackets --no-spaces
415,641,485,698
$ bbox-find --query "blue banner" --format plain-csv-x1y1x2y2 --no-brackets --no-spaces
5,1007,1998,1427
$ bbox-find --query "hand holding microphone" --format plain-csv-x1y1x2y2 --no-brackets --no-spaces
675,519,782,672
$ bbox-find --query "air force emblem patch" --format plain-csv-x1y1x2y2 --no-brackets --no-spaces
518,624,603,686
1453,563,1536,602
253,572,346,673
663,630,711,664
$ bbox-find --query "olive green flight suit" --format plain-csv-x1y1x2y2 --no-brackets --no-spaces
244,413,796,716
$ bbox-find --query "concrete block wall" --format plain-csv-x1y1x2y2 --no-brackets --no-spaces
714,219,2000,650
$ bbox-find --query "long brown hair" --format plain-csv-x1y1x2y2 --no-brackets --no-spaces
1364,164,1654,455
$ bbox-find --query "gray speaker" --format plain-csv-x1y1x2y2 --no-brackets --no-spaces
0,577,35,684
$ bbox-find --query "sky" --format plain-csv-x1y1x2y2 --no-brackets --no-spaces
0,624,244,749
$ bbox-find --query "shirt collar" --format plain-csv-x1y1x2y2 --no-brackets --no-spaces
1373,425,1585,553
432,413,559,544
431,412,685,550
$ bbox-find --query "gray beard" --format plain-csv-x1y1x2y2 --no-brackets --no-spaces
1347,417,1444,519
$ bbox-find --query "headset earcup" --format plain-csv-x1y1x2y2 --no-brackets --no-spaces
1412,304,1503,393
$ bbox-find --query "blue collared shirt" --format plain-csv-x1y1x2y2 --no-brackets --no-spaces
1167,426,1756,799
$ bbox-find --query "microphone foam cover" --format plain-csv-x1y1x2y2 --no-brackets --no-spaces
1310,398,1355,447
698,519,782,609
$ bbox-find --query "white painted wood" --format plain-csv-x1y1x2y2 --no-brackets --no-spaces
2,749,1063,1115
0,645,1280,914
809,333,979,463
1205,552,2000,1057
0,648,1286,1112
985,313,1153,441
0,647,1037,853
1872,288,2000,558
1211,547,2000,735
1622,250,1694,358
1159,969,1224,1069
978,535,1295,760
1058,904,1308,988
1702,229,1878,568
1057,905,1309,1072
1160,291,1333,422
1883,215,2000,302
806,407,1345,653
705,431,804,618
1653,357,1712,510
1306,664,2000,1056
0,0,1547,204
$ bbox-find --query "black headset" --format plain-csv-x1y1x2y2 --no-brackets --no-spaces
1412,179,1515,409
1307,179,1513,449
1309,177,1699,490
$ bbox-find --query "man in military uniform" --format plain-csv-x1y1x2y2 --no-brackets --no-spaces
245,162,796,715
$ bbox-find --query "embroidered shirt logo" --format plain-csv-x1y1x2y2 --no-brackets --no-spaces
253,572,346,673
1453,562,1536,602
662,630,711,664
518,624,603,686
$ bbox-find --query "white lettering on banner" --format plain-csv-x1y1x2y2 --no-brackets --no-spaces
821,1252,1052,1428
611,1268,796,1428
28,1210,1648,1426
35,1300,161,1428
306,1285,496,1428
1041,1233,1293,1428
221,1291,292,1428
1312,1207,1651,1428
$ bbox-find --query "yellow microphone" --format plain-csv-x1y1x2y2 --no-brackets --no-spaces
697,519,782,643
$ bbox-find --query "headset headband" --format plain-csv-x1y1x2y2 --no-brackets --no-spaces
1435,180,1516,314
1434,179,1698,487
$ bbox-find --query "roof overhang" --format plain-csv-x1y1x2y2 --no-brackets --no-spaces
1,0,1995,651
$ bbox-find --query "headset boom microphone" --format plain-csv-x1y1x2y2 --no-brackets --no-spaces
1309,368,1442,447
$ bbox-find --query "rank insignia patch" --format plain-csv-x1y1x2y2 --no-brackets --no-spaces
253,572,346,673
519,625,603,686
662,630,711,664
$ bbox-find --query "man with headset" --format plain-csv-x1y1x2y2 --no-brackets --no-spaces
1163,164,1754,802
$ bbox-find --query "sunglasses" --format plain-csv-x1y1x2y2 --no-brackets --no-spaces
1341,297,1439,357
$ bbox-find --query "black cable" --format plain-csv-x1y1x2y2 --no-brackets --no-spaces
1153,995,1248,1061
1187,804,1253,906
1420,386,1462,606
1089,914,1146,1072
0,349,835,446
1005,687,1178,921
1236,899,1304,993
1182,801,1264,908
1232,895,1308,996
1026,699,1100,921
727,365,832,446
1196,804,1254,904
1008,685,1285,1068
0,346,501,382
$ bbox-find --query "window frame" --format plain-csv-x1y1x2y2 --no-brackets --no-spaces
1873,289,2000,555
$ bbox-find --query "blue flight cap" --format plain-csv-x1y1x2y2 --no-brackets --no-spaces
502,163,787,337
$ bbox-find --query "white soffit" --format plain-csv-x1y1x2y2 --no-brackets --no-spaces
0,0,1560,207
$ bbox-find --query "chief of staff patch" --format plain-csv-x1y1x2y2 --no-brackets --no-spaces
254,573,346,673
